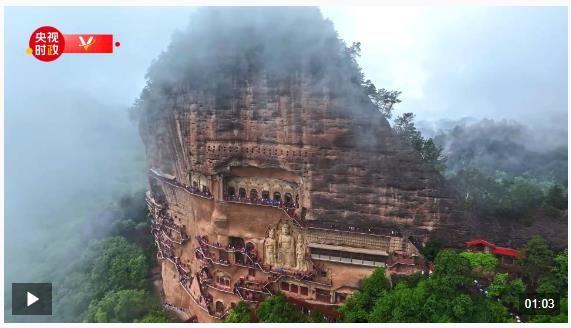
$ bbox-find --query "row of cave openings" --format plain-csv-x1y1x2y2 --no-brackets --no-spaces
191,180,211,194
227,186,298,207
214,236,257,266
206,145,309,159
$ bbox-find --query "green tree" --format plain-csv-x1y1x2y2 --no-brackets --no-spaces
422,138,446,171
136,310,174,323
338,289,372,322
256,292,307,323
368,275,510,322
394,272,423,288
82,236,149,298
448,170,548,220
361,267,391,298
518,236,554,290
450,294,474,321
421,240,442,262
347,42,401,120
394,113,424,151
309,309,326,323
430,250,473,294
448,168,502,215
545,184,567,210
225,301,251,323
394,113,446,169
471,296,511,323
368,281,429,322
338,268,390,322
530,298,568,323
496,177,545,220
460,251,498,273
84,289,154,323
543,184,567,218
342,251,512,323
364,83,402,119
487,273,525,309
537,250,568,296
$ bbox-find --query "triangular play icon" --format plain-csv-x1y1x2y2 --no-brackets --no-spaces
26,292,39,307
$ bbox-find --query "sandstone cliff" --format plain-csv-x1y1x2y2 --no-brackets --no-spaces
136,7,468,246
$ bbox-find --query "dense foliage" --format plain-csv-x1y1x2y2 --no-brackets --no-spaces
447,169,567,221
420,240,443,262
394,112,446,170
460,251,498,273
520,237,568,323
224,301,251,323
110,7,570,324
537,249,568,295
487,273,525,310
517,236,555,290
240,292,330,323
53,192,175,323
390,114,567,224
338,268,391,322
85,289,155,323
340,239,568,323
340,251,511,323
425,119,568,224
256,293,308,323
433,119,568,186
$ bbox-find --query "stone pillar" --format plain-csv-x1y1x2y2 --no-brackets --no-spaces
216,174,224,201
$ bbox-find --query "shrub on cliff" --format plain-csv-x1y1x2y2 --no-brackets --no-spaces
338,267,390,322
256,292,307,323
393,112,446,170
421,239,443,262
224,301,251,323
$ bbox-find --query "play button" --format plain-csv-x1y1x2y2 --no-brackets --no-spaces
27,292,39,306
12,283,52,315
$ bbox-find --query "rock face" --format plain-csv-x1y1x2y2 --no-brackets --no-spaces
141,73,464,241
137,7,468,322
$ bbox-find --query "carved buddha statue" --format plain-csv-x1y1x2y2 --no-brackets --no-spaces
278,223,295,268
295,233,307,271
264,227,277,266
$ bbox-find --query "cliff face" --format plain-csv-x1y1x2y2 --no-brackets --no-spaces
136,7,468,246
139,73,466,245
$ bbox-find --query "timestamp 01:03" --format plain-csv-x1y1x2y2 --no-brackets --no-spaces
519,294,560,315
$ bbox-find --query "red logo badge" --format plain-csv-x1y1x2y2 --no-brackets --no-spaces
27,26,120,62
28,26,65,62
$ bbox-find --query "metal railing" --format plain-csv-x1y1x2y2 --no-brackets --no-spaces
149,169,214,200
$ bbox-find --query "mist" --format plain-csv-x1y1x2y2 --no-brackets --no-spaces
415,118,568,186
4,6,194,321
3,5,567,322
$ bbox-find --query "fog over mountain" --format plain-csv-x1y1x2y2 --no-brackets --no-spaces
416,118,568,186
3,6,567,321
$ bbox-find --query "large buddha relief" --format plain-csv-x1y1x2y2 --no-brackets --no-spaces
263,221,308,271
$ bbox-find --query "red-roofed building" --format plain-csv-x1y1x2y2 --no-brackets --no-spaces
465,239,520,265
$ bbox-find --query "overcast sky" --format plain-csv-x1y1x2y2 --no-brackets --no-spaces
323,6,568,132
6,6,567,129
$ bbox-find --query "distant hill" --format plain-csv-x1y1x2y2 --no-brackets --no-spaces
418,118,567,186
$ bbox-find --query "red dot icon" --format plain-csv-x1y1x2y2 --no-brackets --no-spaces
115,41,121,47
